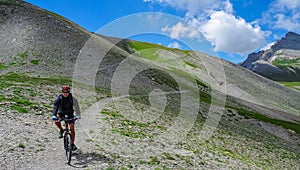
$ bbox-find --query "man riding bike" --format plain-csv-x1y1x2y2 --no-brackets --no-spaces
52,86,81,151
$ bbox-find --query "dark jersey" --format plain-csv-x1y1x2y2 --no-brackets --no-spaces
52,93,74,115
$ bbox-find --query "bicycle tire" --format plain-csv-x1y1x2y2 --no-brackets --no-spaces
64,133,72,164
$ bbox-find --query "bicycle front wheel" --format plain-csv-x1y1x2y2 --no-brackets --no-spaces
64,133,72,164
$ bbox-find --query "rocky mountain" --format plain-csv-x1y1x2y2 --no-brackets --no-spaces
0,0,90,76
240,32,300,81
1,1,300,169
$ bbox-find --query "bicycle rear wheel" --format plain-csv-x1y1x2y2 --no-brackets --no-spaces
64,133,72,164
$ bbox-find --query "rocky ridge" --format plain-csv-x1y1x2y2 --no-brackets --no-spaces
240,32,300,81
0,1,90,76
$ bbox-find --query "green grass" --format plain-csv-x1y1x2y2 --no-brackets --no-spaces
0,73,71,86
0,95,5,101
163,152,176,160
100,109,155,139
128,41,189,55
18,50,29,59
279,81,300,91
199,90,211,104
112,128,146,138
2,95,33,113
129,41,171,52
137,48,160,61
195,79,212,104
149,156,160,165
0,63,8,70
184,61,198,68
18,143,25,148
128,40,214,107
11,105,28,113
30,60,39,65
228,106,300,134
0,89,33,113
100,110,123,118
9,62,17,66
272,58,300,67
0,73,71,113
14,98,32,106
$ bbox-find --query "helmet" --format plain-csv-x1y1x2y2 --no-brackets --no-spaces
61,85,70,93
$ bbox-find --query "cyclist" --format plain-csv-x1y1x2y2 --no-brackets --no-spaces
52,85,81,151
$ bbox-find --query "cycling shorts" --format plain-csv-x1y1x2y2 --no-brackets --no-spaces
57,111,75,124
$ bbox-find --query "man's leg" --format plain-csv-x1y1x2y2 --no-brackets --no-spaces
54,114,63,138
54,121,63,131
70,123,77,151
70,123,75,144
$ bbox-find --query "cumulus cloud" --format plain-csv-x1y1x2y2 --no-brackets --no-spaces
168,41,181,49
200,11,266,54
144,0,267,54
162,22,200,39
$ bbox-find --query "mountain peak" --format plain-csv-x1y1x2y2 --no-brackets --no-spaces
286,31,300,38
270,31,300,51
240,31,300,81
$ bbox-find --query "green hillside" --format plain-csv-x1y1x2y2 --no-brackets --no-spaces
279,81,300,91
272,58,300,68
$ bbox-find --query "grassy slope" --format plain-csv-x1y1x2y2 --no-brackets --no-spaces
272,58,300,68
89,40,299,168
279,81,300,91
127,41,300,133
266,57,300,81
0,73,71,114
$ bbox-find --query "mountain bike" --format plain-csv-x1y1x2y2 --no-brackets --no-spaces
59,116,78,164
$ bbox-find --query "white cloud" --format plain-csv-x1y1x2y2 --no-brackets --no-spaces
264,0,300,32
143,0,232,16
168,41,181,49
162,22,200,39
144,0,267,54
200,11,266,54
223,0,234,13
273,14,300,30
275,0,300,9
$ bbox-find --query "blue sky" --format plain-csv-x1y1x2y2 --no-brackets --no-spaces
24,0,300,63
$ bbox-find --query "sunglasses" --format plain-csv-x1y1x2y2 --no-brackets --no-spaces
62,91,69,93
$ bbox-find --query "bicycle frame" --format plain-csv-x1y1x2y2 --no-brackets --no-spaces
59,117,77,164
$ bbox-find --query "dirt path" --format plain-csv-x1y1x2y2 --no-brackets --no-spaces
1,95,300,169
0,106,114,170
0,97,157,170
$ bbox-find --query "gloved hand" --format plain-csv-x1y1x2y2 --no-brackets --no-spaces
52,115,58,121
76,115,81,119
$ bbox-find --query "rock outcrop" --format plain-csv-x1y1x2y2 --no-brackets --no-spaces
240,32,300,81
